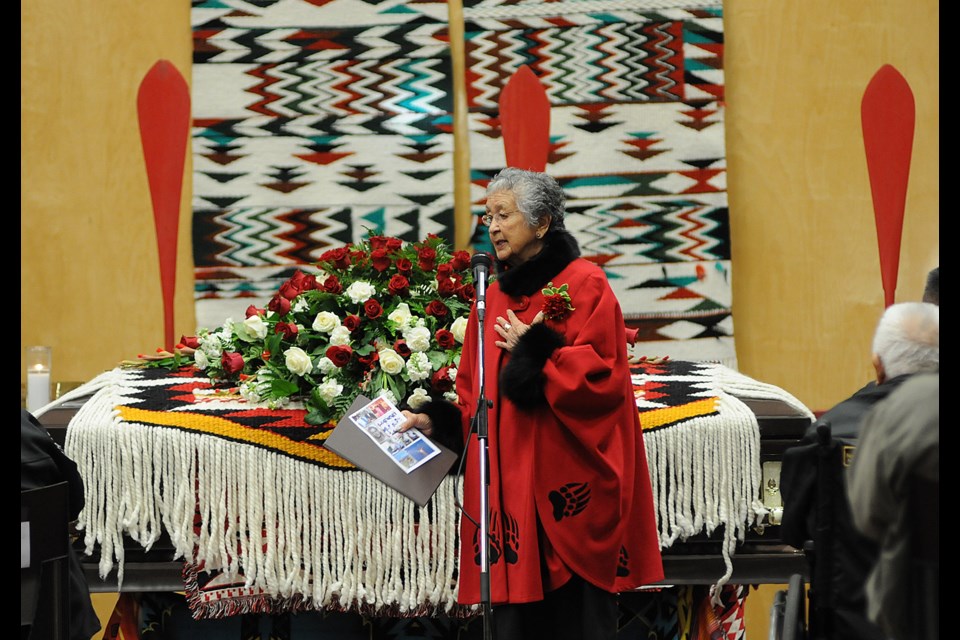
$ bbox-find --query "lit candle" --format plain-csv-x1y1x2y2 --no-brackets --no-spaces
27,363,51,413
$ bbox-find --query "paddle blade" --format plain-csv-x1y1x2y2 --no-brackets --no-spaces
861,64,915,307
499,65,550,172
137,60,191,349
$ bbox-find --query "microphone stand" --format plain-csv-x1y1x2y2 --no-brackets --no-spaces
471,256,494,640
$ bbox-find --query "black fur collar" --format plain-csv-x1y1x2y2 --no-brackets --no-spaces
496,230,580,297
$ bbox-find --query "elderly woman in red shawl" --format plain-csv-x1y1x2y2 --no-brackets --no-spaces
402,167,663,640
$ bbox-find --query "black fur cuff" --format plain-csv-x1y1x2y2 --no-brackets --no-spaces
413,398,464,457
500,323,565,410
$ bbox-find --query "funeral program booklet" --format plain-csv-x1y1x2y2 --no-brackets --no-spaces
347,395,441,473
324,395,457,506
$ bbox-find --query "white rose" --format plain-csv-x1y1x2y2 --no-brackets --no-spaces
236,314,269,341
317,357,336,375
407,387,432,410
194,349,210,370
378,349,405,375
388,302,413,328
312,311,341,333
345,281,376,304
317,378,343,405
284,347,313,376
406,351,432,381
404,325,432,352
328,326,352,346
450,316,468,343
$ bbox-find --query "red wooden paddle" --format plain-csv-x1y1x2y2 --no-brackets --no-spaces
861,64,915,308
137,60,191,349
499,65,551,172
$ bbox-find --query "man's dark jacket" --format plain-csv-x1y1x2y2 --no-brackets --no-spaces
21,409,101,640
780,375,912,640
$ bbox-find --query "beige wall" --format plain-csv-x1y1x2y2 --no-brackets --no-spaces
725,0,939,411
21,2,194,386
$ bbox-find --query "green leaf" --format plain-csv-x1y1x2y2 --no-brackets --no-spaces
270,378,300,397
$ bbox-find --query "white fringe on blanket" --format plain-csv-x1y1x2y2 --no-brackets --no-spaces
637,362,814,591
57,369,463,615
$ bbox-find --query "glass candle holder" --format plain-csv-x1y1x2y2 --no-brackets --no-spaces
26,346,52,413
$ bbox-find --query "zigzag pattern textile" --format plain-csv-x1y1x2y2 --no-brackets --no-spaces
191,0,458,330
464,0,734,365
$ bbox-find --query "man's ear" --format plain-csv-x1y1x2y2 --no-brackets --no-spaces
872,353,886,384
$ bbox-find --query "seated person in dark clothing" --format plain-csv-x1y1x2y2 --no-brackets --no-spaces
922,266,938,305
780,301,938,640
21,408,101,640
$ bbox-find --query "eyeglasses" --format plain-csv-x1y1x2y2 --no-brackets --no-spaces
480,210,521,227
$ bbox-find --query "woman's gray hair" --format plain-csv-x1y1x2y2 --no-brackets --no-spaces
872,301,939,379
487,167,566,230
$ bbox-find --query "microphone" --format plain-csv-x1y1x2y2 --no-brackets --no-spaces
471,252,492,321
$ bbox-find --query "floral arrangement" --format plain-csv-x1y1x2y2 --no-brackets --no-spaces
137,234,476,425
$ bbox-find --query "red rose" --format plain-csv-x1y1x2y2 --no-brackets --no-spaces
437,277,457,297
396,258,413,276
386,237,403,252
320,247,350,269
435,329,456,350
371,248,391,272
437,263,453,279
343,314,361,332
323,275,343,294
388,274,410,297
279,280,301,300
245,305,265,318
451,250,470,272
350,249,368,267
326,345,353,368
425,300,448,318
357,350,379,371
543,295,570,319
221,351,245,375
299,274,319,291
458,283,476,302
417,246,436,271
364,298,383,319
431,366,454,393
274,322,298,340
289,270,307,287
179,335,200,349
394,339,411,357
268,294,291,315
369,235,388,250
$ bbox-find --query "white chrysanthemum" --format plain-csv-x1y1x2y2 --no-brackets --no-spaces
407,387,432,410
450,316,468,343
236,314,269,341
406,351,432,381
317,357,336,375
292,298,309,313
377,388,398,405
312,311,340,333
194,349,210,370
388,302,413,328
284,347,313,376
378,348,405,375
328,326,352,346
448,367,458,382
345,281,376,304
443,390,458,402
317,378,344,404
404,325,432,352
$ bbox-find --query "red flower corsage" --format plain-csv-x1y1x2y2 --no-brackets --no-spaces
541,282,575,321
